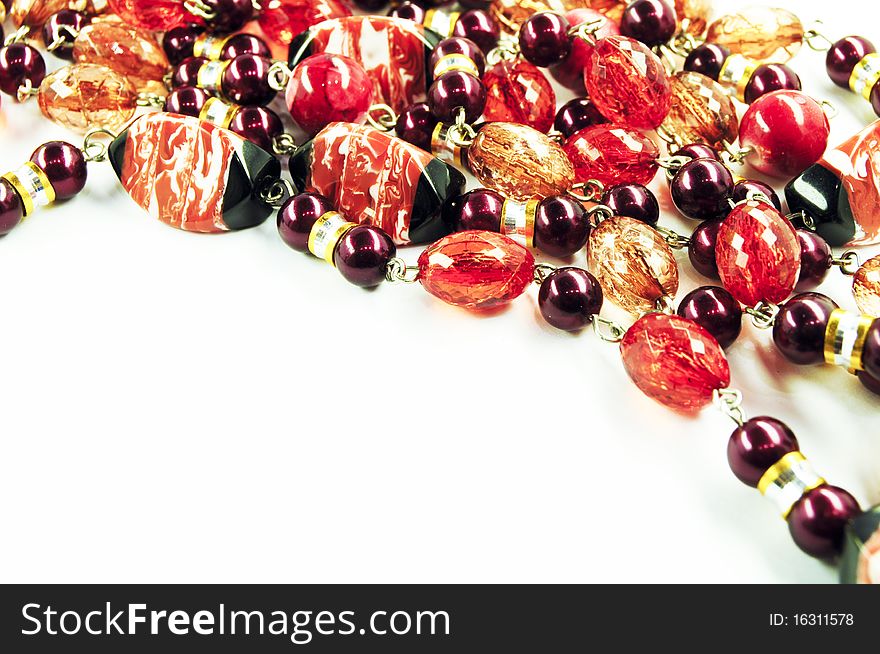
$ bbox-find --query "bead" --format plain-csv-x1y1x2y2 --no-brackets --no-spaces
164,85,210,117
518,11,570,67
229,106,283,151
460,0,490,8
538,267,603,331
171,56,207,88
673,0,709,36
162,23,204,65
452,9,500,53
258,0,352,47
30,141,87,200
715,200,800,306
683,43,730,81
489,0,628,37
286,53,373,136
395,103,438,151
219,34,271,60
203,0,253,34
41,10,88,60
354,0,388,8
788,485,861,559
38,63,137,133
731,179,781,211
417,230,535,310
390,2,424,22
445,188,503,232
427,70,485,122
481,59,556,133
620,312,730,412
602,183,658,227
550,8,619,92
727,417,799,488
291,122,465,245
706,7,803,63
772,293,838,365
795,230,832,290
107,0,192,32
310,211,359,264
688,219,721,279
554,99,608,144
499,197,537,246
0,178,24,236
661,71,738,149
854,255,880,318
278,192,336,252
467,122,574,202
759,452,826,519
0,162,54,217
743,63,801,104
334,225,396,287
860,319,880,379
670,158,734,221
677,286,742,349
0,43,45,98
429,37,486,77
620,0,677,47
584,36,671,130
222,54,275,106
826,36,876,87
587,216,678,314
738,90,830,179
563,124,659,187
533,195,589,257
871,80,880,117
840,504,880,583
673,143,720,162
859,369,880,395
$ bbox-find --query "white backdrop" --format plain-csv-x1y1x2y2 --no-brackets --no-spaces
0,0,878,584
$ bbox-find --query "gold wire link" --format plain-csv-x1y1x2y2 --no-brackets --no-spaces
567,179,605,203
592,315,627,343
745,301,779,329
567,19,606,46
267,60,292,92
366,104,398,132
667,23,701,57
803,21,834,51
713,388,746,426
4,25,30,46
46,25,80,52
820,99,838,119
385,257,420,283
721,141,753,165
82,128,117,163
655,226,691,250
447,107,476,148
258,178,295,207
585,204,614,226
184,0,217,20
486,38,519,65
832,250,860,275
272,133,297,156
533,263,557,285
136,92,166,108
16,78,39,103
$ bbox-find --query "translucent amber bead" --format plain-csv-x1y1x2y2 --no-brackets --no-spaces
563,124,659,187
660,71,738,149
706,7,803,63
675,0,710,36
10,0,83,27
854,255,880,318
107,0,194,32
481,59,556,133
38,63,137,133
587,216,679,314
72,22,169,95
489,0,627,36
467,122,575,202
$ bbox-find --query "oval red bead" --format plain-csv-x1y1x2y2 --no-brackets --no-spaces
738,90,830,178
563,124,660,186
584,35,672,130
620,313,731,413
417,230,535,310
482,58,556,133
551,8,620,92
259,0,353,46
715,199,801,306
108,0,196,32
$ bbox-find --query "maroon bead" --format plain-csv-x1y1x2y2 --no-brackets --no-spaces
744,64,801,104
534,195,590,257
620,0,677,47
459,0,490,8
871,81,880,118
601,183,659,226
162,23,204,65
229,106,283,151
538,267,603,331
673,143,721,162
427,71,485,122
30,141,87,200
163,86,210,117
334,225,396,287
353,0,388,9
670,158,734,221
277,192,335,252
0,43,46,98
171,56,207,88
862,319,880,380
684,43,730,81
395,103,438,151
444,188,504,232
857,369,880,395
826,36,876,88
389,2,425,23
788,485,860,559
518,11,570,67
203,0,254,34
795,230,832,290
221,54,276,106
553,98,607,139
772,292,838,365
452,10,499,54
727,417,799,487
429,37,486,76
41,10,88,60
221,34,271,60
731,179,781,211
688,219,722,279
0,178,23,236
677,286,742,349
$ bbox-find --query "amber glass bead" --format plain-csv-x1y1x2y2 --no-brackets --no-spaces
706,7,803,63
72,22,169,95
660,71,738,149
854,255,880,318
38,63,137,133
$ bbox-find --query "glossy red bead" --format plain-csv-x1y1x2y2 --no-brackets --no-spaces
221,54,276,106
30,141,87,200
0,179,23,236
482,59,555,133
258,0,353,47
277,192,336,252
551,8,620,92
563,124,660,187
334,225,396,288
788,485,861,559
229,106,284,151
553,98,607,139
538,267,603,331
727,417,799,487
677,285,743,349
518,11,570,67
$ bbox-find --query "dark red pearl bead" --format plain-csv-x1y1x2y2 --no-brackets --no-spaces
163,86,210,117
518,11,570,67
861,319,880,380
353,0,388,10
0,43,46,97
222,54,276,106
670,158,734,220
30,141,87,200
795,230,832,290
538,267,603,331
684,43,730,81
459,0,490,8
452,10,499,53
731,179,781,211
620,0,677,47
0,178,24,236
602,183,659,226
826,36,876,88
334,225,396,288
229,106,284,151
427,71,486,122
277,192,335,252
41,10,88,60
772,293,838,365
203,0,254,34
222,34,271,60
788,485,860,559
553,98,607,139
171,56,207,88
162,23,204,65
688,219,722,279
389,2,425,23
444,188,503,232
673,143,721,162
429,37,486,76
744,63,801,104
857,369,880,395
727,417,799,487
677,286,742,349
395,102,438,151
534,195,590,258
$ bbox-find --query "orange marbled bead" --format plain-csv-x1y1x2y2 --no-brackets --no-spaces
38,63,137,133
706,7,803,63
72,22,169,95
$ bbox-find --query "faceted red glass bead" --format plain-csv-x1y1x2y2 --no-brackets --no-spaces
583,35,672,130
620,313,731,413
108,0,196,32
482,59,556,133
258,0,353,46
715,199,801,306
563,124,660,186
417,230,535,310
551,8,620,93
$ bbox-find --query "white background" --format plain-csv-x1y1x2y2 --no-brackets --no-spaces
0,0,878,584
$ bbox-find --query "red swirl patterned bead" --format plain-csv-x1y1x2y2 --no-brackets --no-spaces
417,230,535,310
584,35,672,130
715,199,801,306
563,124,660,186
259,0,353,46
481,59,556,133
620,313,731,413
